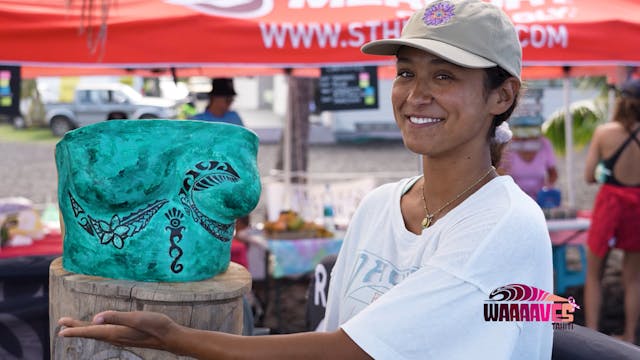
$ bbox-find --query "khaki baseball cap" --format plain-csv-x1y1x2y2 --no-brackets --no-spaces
361,0,522,79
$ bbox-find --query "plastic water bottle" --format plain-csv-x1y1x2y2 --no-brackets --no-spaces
322,184,335,232
594,162,611,184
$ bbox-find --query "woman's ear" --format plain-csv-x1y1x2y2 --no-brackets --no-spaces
489,77,521,115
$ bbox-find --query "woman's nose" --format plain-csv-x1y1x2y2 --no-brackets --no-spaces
406,82,433,105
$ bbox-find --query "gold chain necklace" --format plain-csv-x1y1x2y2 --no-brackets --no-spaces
420,166,495,229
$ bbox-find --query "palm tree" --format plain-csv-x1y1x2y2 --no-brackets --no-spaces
541,76,609,154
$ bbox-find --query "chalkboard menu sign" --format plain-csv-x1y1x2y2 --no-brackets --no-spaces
0,65,20,117
316,66,378,111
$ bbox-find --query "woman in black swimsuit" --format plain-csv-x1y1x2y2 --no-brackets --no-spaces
584,78,640,343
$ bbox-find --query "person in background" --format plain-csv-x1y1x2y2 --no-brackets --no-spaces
57,1,553,358
584,78,640,344
190,78,244,126
230,214,255,336
231,214,266,335
501,124,558,200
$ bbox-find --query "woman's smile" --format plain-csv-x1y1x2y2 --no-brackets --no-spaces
408,116,444,125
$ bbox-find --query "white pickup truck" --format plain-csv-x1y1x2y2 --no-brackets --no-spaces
45,83,179,136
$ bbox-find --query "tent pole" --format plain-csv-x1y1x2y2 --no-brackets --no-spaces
562,66,575,209
283,68,293,210
607,83,616,122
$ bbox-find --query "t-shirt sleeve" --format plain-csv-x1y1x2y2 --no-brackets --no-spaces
319,243,348,332
340,265,521,360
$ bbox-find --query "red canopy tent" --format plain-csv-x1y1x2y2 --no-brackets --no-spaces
1,0,639,206
0,0,639,76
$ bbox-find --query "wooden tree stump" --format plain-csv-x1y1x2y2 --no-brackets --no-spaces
49,257,251,359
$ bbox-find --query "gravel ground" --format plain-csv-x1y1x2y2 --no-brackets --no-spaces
0,140,59,205
0,136,598,210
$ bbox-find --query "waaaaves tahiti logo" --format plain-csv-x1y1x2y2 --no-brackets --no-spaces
68,160,241,273
484,284,580,329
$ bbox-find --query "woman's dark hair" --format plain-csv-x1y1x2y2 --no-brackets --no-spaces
483,66,520,167
613,88,640,131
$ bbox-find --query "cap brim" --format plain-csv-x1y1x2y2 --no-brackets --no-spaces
362,38,497,69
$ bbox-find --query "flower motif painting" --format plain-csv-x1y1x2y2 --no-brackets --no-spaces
423,1,455,26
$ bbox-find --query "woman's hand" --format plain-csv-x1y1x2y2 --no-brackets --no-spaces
58,311,182,353
60,312,372,359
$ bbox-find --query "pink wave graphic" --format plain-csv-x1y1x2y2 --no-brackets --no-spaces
488,284,569,302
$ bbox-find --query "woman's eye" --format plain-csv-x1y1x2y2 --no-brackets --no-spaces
396,70,413,78
435,73,452,80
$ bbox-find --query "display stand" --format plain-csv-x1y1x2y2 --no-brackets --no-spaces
49,257,251,359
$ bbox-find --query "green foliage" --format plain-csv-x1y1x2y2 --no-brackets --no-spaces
0,124,58,143
542,76,614,154
542,98,608,154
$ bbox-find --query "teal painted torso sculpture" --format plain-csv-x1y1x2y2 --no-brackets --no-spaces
56,120,261,282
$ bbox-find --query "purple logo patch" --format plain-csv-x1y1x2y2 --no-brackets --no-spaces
423,1,455,26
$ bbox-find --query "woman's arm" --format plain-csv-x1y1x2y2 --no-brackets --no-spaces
59,311,371,360
584,127,602,183
177,326,369,360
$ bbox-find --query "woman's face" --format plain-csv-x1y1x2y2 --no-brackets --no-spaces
391,46,498,160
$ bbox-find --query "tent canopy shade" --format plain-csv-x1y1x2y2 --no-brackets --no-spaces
1,0,639,71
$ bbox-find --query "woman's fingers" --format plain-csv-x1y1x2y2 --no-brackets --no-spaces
58,311,134,328
57,311,171,352
96,311,161,330
61,311,170,331
57,313,136,341
58,323,156,347
58,324,108,338
58,317,90,328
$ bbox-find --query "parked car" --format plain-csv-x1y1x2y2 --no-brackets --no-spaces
44,83,179,136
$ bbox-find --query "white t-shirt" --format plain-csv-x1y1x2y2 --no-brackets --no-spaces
322,176,553,359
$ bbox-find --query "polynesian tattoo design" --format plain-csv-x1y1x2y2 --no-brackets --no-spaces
178,160,239,242
164,207,185,273
67,159,240,273
69,191,168,249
